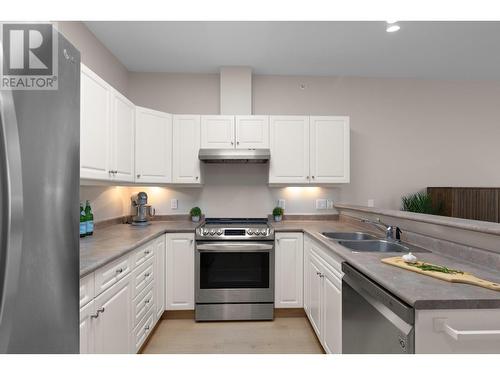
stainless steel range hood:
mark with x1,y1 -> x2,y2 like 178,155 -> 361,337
199,149 -> 270,163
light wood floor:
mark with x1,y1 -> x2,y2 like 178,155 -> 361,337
142,317 -> 324,354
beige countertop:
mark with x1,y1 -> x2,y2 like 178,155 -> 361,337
80,219 -> 500,310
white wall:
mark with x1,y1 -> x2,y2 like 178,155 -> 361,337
130,164 -> 339,218
128,72 -> 500,210
79,186 -> 131,221
55,21 -> 129,95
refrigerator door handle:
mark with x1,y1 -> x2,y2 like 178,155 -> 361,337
0,87 -> 24,353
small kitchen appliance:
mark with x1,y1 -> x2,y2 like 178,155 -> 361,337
131,192 -> 155,226
195,218 -> 275,321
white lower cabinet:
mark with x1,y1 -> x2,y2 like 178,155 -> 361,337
154,236 -> 166,322
415,309 -> 500,354
275,233 -> 303,308
93,275 -> 133,354
166,233 -> 195,310
80,234 -> 167,354
304,235 -> 343,354
79,300 -> 95,354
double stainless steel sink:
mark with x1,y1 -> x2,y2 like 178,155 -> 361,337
321,231 -> 425,253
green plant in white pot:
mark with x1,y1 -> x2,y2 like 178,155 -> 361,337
273,207 -> 284,222
190,206 -> 202,222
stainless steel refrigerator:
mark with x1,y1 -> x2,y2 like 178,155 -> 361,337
0,30 -> 80,353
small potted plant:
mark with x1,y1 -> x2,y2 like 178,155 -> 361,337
190,206 -> 202,222
273,206 -> 284,222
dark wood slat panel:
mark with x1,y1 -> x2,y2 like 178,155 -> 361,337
427,187 -> 500,223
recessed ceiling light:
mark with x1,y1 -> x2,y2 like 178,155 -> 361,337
386,21 -> 400,33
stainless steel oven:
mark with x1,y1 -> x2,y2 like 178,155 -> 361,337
195,218 -> 275,321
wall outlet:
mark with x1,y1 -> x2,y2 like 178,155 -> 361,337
278,199 -> 286,209
171,199 -> 178,209
367,199 -> 375,207
327,199 -> 334,209
315,199 -> 327,210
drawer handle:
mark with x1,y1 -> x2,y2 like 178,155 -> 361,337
91,307 -> 105,319
116,268 -> 124,274
145,325 -> 150,331
144,250 -> 151,255
145,299 -> 150,304
144,273 -> 151,278
434,318 -> 500,341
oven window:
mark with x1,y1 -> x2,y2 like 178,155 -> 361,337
200,252 -> 269,289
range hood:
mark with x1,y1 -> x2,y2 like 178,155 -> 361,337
199,149 -> 270,163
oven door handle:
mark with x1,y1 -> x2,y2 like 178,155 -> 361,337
196,243 -> 273,252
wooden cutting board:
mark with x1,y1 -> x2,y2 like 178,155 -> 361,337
381,256 -> 500,292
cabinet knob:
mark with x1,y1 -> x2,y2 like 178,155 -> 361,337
196,176 -> 199,180
144,272 -> 151,278
306,176 -> 310,180
145,325 -> 150,331
116,268 -> 123,274
236,141 -> 240,145
231,141 -> 234,145
137,174 -> 141,178
312,176 -> 315,179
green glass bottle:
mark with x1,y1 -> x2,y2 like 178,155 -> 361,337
85,200 -> 94,236
80,202 -> 87,238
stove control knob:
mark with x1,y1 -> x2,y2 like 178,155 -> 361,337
247,229 -> 253,235
209,229 -> 216,236
203,229 -> 209,235
217,229 -> 223,236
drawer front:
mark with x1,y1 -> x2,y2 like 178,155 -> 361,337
80,273 -> 95,307
132,282 -> 155,328
131,241 -> 155,269
132,257 -> 154,298
94,255 -> 132,296
132,309 -> 155,353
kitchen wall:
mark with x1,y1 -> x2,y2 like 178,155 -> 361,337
55,21 -> 129,95
69,22 -> 500,219
129,72 -> 500,210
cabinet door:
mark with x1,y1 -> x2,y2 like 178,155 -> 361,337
307,253 -> 322,338
80,64 -> 112,180
94,275 -> 132,354
201,115 -> 235,149
303,237 -> 311,315
235,116 -> 269,149
166,233 -> 195,310
79,300 -> 95,354
172,115 -> 202,184
269,116 -> 310,184
155,236 -> 166,322
275,233 -> 303,308
135,107 -> 172,183
322,266 -> 342,354
111,90 -> 135,182
310,116 -> 350,183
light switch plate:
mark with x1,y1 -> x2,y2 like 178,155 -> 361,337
316,199 -> 327,210
171,199 -> 178,209
278,199 -> 286,209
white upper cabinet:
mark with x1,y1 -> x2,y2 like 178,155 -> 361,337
111,91 -> 135,182
310,116 -> 350,183
269,115 -> 350,184
172,115 -> 202,184
269,116 -> 310,184
235,116 -> 269,149
80,64 -> 112,180
200,115 -> 235,149
135,107 -> 172,183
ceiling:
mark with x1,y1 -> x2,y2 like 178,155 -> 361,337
85,21 -> 500,80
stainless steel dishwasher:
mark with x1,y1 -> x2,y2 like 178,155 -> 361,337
342,263 -> 415,354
